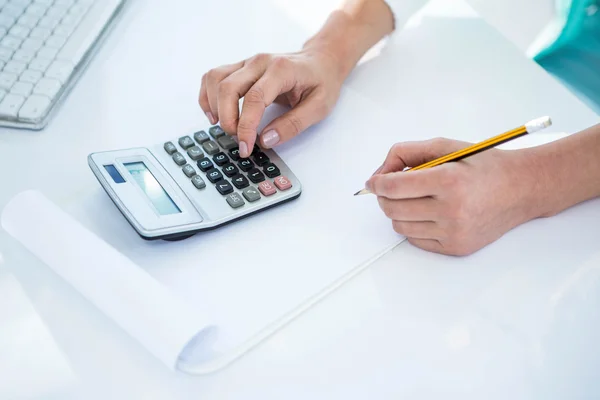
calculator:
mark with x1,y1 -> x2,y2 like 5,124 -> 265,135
88,126 -> 302,240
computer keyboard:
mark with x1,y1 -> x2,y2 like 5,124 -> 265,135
0,0 -> 124,129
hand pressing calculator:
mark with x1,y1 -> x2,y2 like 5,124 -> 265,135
88,126 -> 302,240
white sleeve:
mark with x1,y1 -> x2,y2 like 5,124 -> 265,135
383,0 -> 429,30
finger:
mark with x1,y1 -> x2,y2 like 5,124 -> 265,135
407,238 -> 446,254
391,220 -> 442,239
205,61 -> 244,123
199,74 -> 213,123
237,63 -> 296,157
217,63 -> 270,134
377,197 -> 438,221
367,168 -> 443,199
378,138 -> 467,175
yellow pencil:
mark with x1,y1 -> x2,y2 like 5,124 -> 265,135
354,116 -> 552,196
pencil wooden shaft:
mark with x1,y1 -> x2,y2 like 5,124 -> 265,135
412,126 -> 528,171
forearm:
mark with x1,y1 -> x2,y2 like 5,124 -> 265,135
528,124 -> 600,217
302,0 -> 395,80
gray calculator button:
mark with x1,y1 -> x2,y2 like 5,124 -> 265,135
191,175 -> 206,189
182,164 -> 196,177
164,142 -> 177,154
226,192 -> 245,208
209,125 -> 225,138
202,140 -> 219,155
194,130 -> 210,144
217,134 -> 237,150
172,152 -> 186,166
187,146 -> 203,160
178,136 -> 195,149
242,187 -> 261,202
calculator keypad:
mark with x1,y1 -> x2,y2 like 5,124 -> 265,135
164,125 -> 293,209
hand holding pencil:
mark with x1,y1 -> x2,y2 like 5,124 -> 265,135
362,117 -> 553,256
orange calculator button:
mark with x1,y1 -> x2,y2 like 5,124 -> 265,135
258,181 -> 277,196
273,176 -> 292,191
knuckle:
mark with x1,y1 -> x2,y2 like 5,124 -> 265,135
244,87 -> 265,105
220,117 -> 238,133
270,56 -> 292,70
250,53 -> 270,64
286,113 -> 303,136
218,79 -> 236,96
392,220 -> 407,235
237,119 -> 257,135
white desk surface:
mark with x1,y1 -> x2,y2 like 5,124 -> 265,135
1,0 -> 600,398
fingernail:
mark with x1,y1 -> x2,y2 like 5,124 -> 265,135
206,112 -> 215,124
261,130 -> 280,148
239,141 -> 249,158
365,179 -> 372,191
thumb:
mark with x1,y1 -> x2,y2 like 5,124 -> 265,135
377,138 -> 468,175
259,91 -> 331,149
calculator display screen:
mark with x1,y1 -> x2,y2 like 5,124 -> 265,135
124,162 -> 181,215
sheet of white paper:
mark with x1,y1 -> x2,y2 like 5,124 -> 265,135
1,190 -> 213,371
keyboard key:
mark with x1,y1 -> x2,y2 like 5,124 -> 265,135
258,181 -> 276,196
26,4 -> 48,17
17,94 -> 51,121
178,135 -> 194,149
212,152 -> 228,166
1,36 -> 22,51
201,140 -> 219,155
18,13 -> 40,28
196,157 -> 213,172
2,4 -> 24,18
9,24 -> 30,39
209,125 -> 224,138
163,141 -> 177,154
263,163 -> 281,178
33,78 -> 61,99
45,34 -> 67,49
193,130 -> 209,144
242,187 -> 261,202
3,60 -> 27,75
0,72 -> 17,90
44,60 -> 73,83
21,37 -> 44,51
247,168 -> 265,183
37,47 -> 59,60
0,14 -> 17,28
186,146 -> 203,160
12,49 -> 36,63
172,152 -> 186,166
19,69 -> 42,84
191,175 -> 206,189
206,168 -> 223,183
38,15 -> 60,30
274,176 -> 292,191
215,180 -> 233,195
10,81 -> 32,96
226,192 -> 244,208
231,174 -> 249,189
54,24 -> 75,38
29,26 -> 52,40
0,93 -> 25,118
182,164 -> 196,178
29,57 -> 52,72
46,5 -> 68,19
0,89 -> 6,103
217,134 -> 237,150
252,151 -> 269,166
221,162 -> 238,177
238,158 -> 254,172
229,147 -> 240,161
0,47 -> 14,63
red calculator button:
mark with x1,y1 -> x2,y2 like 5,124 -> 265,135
274,176 -> 292,191
258,181 -> 277,196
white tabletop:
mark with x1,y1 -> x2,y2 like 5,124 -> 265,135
1,0 -> 600,398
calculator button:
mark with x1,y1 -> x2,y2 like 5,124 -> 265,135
238,158 -> 254,172
182,164 -> 196,177
248,168 -> 266,183
197,157 -> 214,172
222,162 -> 239,177
242,187 -> 261,202
178,136 -> 195,149
217,134 -> 237,150
258,181 -> 277,196
191,175 -> 206,189
187,146 -> 204,160
194,130 -> 210,144
231,174 -> 249,189
253,151 -> 269,166
263,163 -> 280,178
209,125 -> 225,138
213,152 -> 229,166
172,152 -> 186,166
164,142 -> 177,155
229,147 -> 240,161
215,180 -> 234,195
206,168 -> 223,183
274,176 -> 292,191
202,140 -> 219,155
226,192 -> 245,208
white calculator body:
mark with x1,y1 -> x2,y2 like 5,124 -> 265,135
88,126 -> 302,240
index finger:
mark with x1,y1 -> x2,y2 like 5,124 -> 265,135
366,168 -> 442,199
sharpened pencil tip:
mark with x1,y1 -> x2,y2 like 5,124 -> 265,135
354,188 -> 371,196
